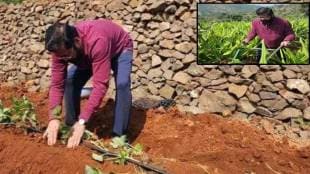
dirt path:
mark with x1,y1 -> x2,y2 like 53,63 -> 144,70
0,85 -> 309,174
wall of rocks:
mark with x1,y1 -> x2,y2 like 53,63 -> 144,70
0,0 -> 309,124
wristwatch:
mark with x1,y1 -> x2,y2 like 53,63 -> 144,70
78,119 -> 85,125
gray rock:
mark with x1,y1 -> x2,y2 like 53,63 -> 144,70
210,78 -> 227,86
158,49 -> 174,58
163,70 -> 174,80
151,55 -> 162,67
148,81 -> 159,95
228,76 -> 252,85
183,54 -> 195,64
228,84 -> 248,98
260,119 -> 274,134
259,98 -> 288,112
247,93 -> 261,103
172,60 -> 184,71
147,68 -> 163,79
21,67 -> 31,74
198,90 -> 237,115
205,69 -> 223,80
266,71 -> 283,82
159,85 -> 175,99
160,59 -> 172,70
186,63 -> 205,76
259,91 -> 278,100
291,99 -> 308,110
159,39 -> 174,49
241,65 -> 259,78
238,98 -> 256,114
219,65 -> 237,75
287,79 -> 310,94
254,107 -> 273,117
279,89 -> 304,103
138,44 -> 148,54
159,22 -> 170,31
173,72 -> 191,84
37,59 -> 50,68
172,51 -> 185,60
29,43 -> 45,54
190,89 -> 199,98
283,69 -> 297,79
141,13 -> 152,21
274,108 -> 302,120
283,65 -> 301,73
303,107 -> 310,120
260,65 -> 280,71
176,95 -> 191,105
175,42 -> 193,54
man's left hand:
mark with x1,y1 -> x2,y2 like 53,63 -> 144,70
280,41 -> 290,47
67,122 -> 85,148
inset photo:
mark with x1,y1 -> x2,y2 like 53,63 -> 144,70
198,3 -> 309,64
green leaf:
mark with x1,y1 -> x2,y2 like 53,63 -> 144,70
259,40 -> 268,64
83,130 -> 98,141
115,150 -> 129,165
91,153 -> 104,162
132,143 -> 143,156
110,135 -> 127,149
85,165 -> 103,174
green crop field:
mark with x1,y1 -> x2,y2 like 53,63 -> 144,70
198,18 -> 309,64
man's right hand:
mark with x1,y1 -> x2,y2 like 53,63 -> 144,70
43,119 -> 60,146
243,38 -> 249,45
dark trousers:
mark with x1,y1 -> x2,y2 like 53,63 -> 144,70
64,49 -> 133,136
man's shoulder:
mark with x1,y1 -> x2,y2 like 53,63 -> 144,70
75,19 -> 111,27
274,17 -> 290,25
252,19 -> 261,26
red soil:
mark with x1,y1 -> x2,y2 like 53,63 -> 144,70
0,85 -> 309,174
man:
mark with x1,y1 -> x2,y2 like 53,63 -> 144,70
243,7 -> 295,62
43,19 -> 133,148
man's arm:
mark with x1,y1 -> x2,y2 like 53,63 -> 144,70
48,55 -> 68,120
245,21 -> 257,42
79,38 -> 112,122
283,21 -> 295,42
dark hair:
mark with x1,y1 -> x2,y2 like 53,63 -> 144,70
45,21 -> 78,52
256,7 -> 274,17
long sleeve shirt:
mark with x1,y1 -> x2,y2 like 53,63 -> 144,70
246,17 -> 295,48
48,19 -> 133,121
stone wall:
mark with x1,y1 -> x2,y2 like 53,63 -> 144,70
0,0 -> 309,123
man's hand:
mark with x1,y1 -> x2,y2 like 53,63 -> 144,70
242,38 -> 250,45
67,122 -> 85,148
280,41 -> 290,47
43,119 -> 60,146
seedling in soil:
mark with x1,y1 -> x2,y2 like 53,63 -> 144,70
85,165 -> 104,174
0,97 -> 40,132
11,96 -> 38,128
0,101 -> 12,123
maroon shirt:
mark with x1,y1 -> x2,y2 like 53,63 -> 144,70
246,17 -> 295,48
48,19 -> 133,121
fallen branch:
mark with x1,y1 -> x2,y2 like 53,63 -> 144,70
83,141 -> 168,174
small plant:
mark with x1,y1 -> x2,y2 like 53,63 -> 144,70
90,135 -> 144,165
11,96 -> 38,128
0,97 -> 39,131
0,101 -> 12,123
85,165 -> 104,174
